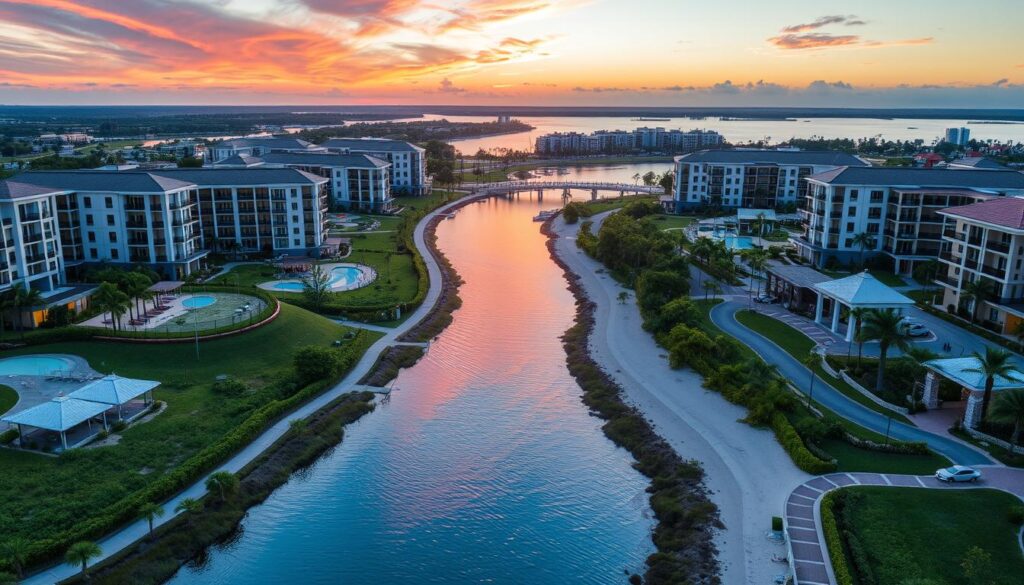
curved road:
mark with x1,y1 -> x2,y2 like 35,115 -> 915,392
23,191 -> 489,585
711,300 -> 993,466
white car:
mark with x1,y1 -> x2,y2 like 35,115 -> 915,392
754,294 -> 776,304
935,465 -> 981,482
899,318 -> 929,338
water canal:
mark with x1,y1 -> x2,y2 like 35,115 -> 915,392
170,180 -> 658,583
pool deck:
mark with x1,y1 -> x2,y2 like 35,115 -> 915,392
257,262 -> 377,293
0,353 -> 98,427
79,292 -> 264,333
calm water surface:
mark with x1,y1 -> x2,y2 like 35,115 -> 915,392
169,191 -> 655,584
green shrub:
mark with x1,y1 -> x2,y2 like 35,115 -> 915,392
770,412 -> 838,474
821,492 -> 855,585
1008,506 -> 1024,526
293,346 -> 341,386
771,516 -> 783,531
212,379 -> 247,397
0,428 -> 18,444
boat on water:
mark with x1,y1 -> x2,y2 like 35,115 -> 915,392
533,210 -> 560,221
631,117 -> 670,121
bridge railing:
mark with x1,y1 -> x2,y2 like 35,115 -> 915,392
478,180 -> 663,193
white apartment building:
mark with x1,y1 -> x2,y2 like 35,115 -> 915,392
535,128 -> 723,155
321,138 -> 428,196
672,149 -> 867,211
211,152 -> 392,213
208,137 -> 324,162
796,167 -> 1024,273
936,197 -> 1024,335
0,169 -> 328,298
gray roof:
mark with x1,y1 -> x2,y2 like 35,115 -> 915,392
69,374 -> 159,406
0,168 -> 326,198
675,149 -> 867,167
807,167 -> 1024,190
211,136 -> 314,150
2,395 -> 109,432
948,157 -> 1009,170
812,271 -> 915,308
0,171 -> 194,199
765,261 -> 833,289
213,154 -> 263,167
256,152 -> 389,169
321,138 -> 424,153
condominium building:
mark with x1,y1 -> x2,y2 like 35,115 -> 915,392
208,137 -> 324,162
936,197 -> 1024,334
0,168 -> 328,299
795,167 -> 1024,273
945,127 -> 971,146
672,149 -> 867,211
320,138 -> 428,196
534,128 -> 723,155
211,152 -> 392,212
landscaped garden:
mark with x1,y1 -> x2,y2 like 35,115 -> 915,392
0,384 -> 16,416
0,304 -> 380,571
825,487 -> 1024,585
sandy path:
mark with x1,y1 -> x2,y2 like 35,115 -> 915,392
550,212 -> 809,585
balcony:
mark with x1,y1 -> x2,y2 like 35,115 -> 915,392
943,228 -> 965,241
986,240 -> 1010,254
938,251 -> 960,263
981,264 -> 1007,279
935,274 -> 960,288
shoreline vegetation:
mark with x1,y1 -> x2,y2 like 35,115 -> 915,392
541,216 -> 722,585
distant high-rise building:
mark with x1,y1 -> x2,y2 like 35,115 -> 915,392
945,127 -> 971,146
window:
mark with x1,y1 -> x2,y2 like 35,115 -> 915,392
106,214 -> 115,226
294,238 -> 300,246
109,232 -> 117,243
849,190 -> 859,201
85,215 -> 94,226
87,232 -> 96,242
105,197 -> 113,208
846,222 -> 855,232
111,249 -> 119,259
847,206 -> 856,216
845,238 -> 853,248
293,227 -> 299,234
291,202 -> 298,210
989,307 -> 999,321
89,248 -> 98,259
83,196 -> 92,208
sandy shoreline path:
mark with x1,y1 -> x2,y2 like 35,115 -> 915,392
549,210 -> 810,585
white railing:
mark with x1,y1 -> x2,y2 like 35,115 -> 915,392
480,180 -> 665,194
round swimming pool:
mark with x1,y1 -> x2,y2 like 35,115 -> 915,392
0,355 -> 73,376
182,295 -> 218,309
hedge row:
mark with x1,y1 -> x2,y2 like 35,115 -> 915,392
770,412 -> 839,474
820,491 -> 855,585
19,330 -> 372,570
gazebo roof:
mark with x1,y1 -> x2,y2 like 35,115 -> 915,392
148,281 -> 184,293
69,374 -> 159,406
812,271 -> 915,308
737,208 -> 777,221
924,356 -> 1024,392
1,396 -> 108,432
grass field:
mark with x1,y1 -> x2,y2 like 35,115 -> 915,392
0,384 -> 16,416
646,214 -> 697,231
0,305 -> 380,547
830,487 -> 1024,585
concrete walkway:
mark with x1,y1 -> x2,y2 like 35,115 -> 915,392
786,470 -> 1024,585
711,300 -> 994,466
22,191 -> 489,585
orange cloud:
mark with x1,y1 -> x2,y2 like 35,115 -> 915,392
768,33 -> 860,50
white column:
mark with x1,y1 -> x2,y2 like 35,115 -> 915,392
922,372 -> 940,409
845,313 -> 857,342
831,300 -> 842,333
815,294 -> 825,324
963,391 -> 984,429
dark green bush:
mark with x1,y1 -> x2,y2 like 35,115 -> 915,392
1008,506 -> 1024,526
0,428 -> 17,444
212,379 -> 247,397
771,413 -> 838,474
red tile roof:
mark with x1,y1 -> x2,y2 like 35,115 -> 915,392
940,197 -> 1024,230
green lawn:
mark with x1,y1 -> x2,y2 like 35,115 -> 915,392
646,214 -> 697,231
0,305 -> 381,547
829,487 -> 1024,585
906,288 -> 941,305
0,384 -> 16,416
735,310 -> 912,424
817,437 -> 947,474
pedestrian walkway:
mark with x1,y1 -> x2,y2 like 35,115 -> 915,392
755,305 -> 840,348
786,469 -> 1024,585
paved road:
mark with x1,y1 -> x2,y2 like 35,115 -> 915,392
22,191 -> 488,585
786,470 -> 1024,585
710,300 -> 993,466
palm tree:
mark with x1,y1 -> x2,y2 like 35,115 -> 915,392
65,541 -> 102,579
12,283 -> 42,338
964,347 -> 1018,425
861,308 -> 913,393
0,537 -> 29,578
139,502 -> 164,540
703,280 -> 722,301
124,272 -> 153,320
960,279 -> 995,324
990,388 -> 1024,448
801,351 -> 819,407
205,471 -> 239,503
850,232 -> 875,267
0,570 -> 18,585
0,291 -> 15,341
175,497 -> 203,526
744,250 -> 769,296
92,282 -> 131,330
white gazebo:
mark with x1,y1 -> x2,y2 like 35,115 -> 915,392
69,374 -> 159,421
1,395 -> 109,450
922,357 -> 1024,428
811,271 -> 915,342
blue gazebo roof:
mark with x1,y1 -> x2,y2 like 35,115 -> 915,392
69,374 -> 159,406
1,396 -> 108,432
924,356 -> 1024,392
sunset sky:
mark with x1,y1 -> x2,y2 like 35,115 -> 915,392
1,0 -> 1022,107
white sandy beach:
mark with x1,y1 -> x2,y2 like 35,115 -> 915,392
550,211 -> 810,585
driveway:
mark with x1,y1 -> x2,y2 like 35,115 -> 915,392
710,300 -> 993,466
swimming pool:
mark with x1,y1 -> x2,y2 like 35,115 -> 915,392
182,295 -> 217,309
0,355 -> 73,376
261,265 -> 374,293
722,236 -> 755,250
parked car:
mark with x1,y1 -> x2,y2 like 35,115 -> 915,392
899,318 -> 929,337
935,465 -> 981,482
754,294 -> 776,304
